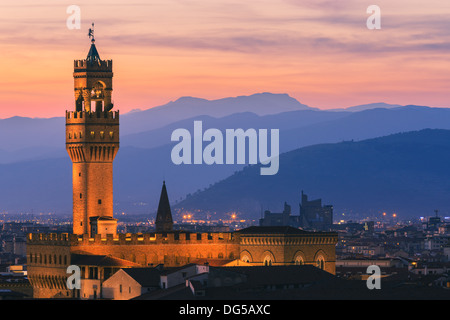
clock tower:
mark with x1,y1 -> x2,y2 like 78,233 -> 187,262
66,25 -> 119,236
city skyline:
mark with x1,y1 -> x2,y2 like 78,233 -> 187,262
1,0 -> 450,119
1,2 -> 450,302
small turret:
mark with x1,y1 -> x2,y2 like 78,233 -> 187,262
73,23 -> 113,113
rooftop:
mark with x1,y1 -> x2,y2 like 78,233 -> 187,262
71,253 -> 141,267
236,226 -> 308,235
121,268 -> 161,287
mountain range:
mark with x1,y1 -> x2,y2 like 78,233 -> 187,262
0,93 -> 449,219
175,129 -> 450,219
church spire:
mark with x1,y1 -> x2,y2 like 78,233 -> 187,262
155,181 -> 174,232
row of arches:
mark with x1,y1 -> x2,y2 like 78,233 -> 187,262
28,253 -> 68,266
28,274 -> 68,290
240,249 -> 328,270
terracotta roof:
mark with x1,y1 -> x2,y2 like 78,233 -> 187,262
89,216 -> 117,221
71,254 -> 141,267
122,268 -> 161,287
217,265 -> 336,286
190,259 -> 234,266
236,226 -> 308,235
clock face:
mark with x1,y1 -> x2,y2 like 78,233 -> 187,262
91,81 -> 105,99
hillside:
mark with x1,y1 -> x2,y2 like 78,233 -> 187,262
174,129 -> 450,219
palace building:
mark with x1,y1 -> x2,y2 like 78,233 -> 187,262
26,31 -> 338,299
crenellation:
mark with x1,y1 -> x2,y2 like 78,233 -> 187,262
66,110 -> 119,123
74,59 -> 112,72
28,232 -> 240,247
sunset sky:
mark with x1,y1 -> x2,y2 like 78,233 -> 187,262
0,0 -> 449,119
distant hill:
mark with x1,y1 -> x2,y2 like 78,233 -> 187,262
121,105 -> 450,154
328,102 -> 403,112
2,93 -> 450,218
0,93 -> 315,163
174,129 -> 450,219
120,92 -> 314,135
0,93 -> 444,163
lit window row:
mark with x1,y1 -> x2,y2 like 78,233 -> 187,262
68,131 -> 114,139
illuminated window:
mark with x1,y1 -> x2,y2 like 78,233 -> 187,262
295,256 -> 304,265
264,257 -> 272,266
100,131 -> 104,139
90,131 -> 95,138
316,256 -> 325,270
109,131 -> 114,139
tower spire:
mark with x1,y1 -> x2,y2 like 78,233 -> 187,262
87,23 -> 100,62
155,181 -> 174,232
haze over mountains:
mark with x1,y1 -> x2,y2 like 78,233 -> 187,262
0,93 -> 449,219
176,129 -> 450,219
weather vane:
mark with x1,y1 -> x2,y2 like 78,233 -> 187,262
88,23 -> 95,43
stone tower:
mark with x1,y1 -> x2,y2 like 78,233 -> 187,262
155,181 -> 174,232
66,29 -> 119,236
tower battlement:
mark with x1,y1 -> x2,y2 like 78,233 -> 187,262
74,59 -> 112,72
27,232 -> 239,246
27,233 -> 73,245
66,110 -> 119,122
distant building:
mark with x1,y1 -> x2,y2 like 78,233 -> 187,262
259,202 -> 300,227
299,191 -> 333,231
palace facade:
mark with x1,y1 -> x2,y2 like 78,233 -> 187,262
26,32 -> 338,299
